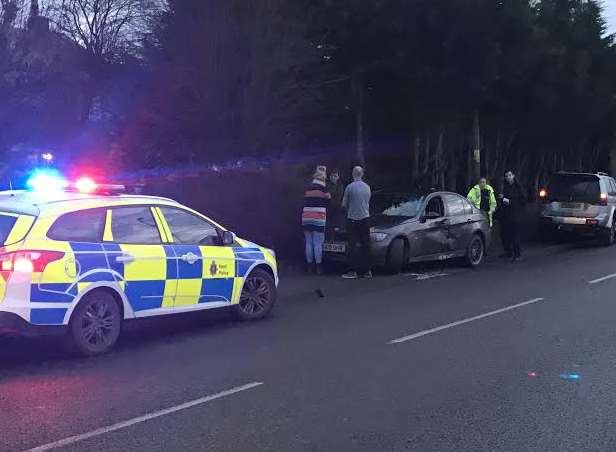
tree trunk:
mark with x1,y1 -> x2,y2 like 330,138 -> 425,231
435,125 -> 444,189
422,132 -> 431,179
411,135 -> 420,182
472,110 -> 481,182
351,70 -> 366,167
610,146 -> 616,178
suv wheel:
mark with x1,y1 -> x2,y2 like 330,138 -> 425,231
603,219 -> 616,247
67,290 -> 122,356
235,268 -> 277,320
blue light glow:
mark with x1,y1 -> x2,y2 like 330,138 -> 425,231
560,373 -> 581,381
26,169 -> 68,192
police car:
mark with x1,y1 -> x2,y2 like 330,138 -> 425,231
0,173 -> 278,356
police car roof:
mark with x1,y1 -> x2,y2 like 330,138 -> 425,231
0,190 -> 178,216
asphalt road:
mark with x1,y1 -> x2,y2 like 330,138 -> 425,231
3,239 -> 616,451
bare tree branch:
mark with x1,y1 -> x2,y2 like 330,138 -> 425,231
44,0 -> 165,62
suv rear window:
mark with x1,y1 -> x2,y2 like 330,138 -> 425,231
47,208 -> 106,242
547,174 -> 600,203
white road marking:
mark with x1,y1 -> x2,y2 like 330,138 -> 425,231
388,298 -> 545,344
588,273 -> 616,284
24,381 -> 264,452
402,272 -> 449,280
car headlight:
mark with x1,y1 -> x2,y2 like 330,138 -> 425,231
370,232 -> 388,242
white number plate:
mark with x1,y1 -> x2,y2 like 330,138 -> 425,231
323,242 -> 346,253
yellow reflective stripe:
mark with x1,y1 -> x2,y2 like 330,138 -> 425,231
120,244 -> 167,280
153,207 -> 173,243
5,215 -> 35,245
103,209 -> 113,241
260,246 -> 278,274
231,277 -> 243,304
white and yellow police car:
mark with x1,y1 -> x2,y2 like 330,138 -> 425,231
0,175 -> 278,356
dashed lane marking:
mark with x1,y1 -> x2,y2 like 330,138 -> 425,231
588,273 -> 616,285
25,381 -> 264,452
388,298 -> 546,344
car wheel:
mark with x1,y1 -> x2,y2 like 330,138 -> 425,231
67,290 -> 122,357
602,218 -> 616,246
465,234 -> 484,268
385,238 -> 406,274
235,268 -> 277,320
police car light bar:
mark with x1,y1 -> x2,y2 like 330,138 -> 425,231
70,180 -> 144,195
68,177 -> 126,195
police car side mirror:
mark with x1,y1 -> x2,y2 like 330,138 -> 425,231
221,230 -> 235,246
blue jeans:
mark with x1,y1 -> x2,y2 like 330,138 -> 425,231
304,230 -> 325,264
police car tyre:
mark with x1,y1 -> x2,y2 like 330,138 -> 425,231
235,268 -> 277,320
465,234 -> 484,268
67,290 -> 122,356
385,238 -> 405,274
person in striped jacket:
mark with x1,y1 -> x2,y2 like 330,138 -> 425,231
302,166 -> 331,274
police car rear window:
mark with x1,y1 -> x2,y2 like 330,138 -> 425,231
0,214 -> 18,245
47,208 -> 106,242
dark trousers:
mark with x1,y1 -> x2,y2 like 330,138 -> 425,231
347,218 -> 371,274
500,219 -> 521,258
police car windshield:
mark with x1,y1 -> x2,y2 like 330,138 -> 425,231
373,193 -> 425,219
0,214 -> 17,245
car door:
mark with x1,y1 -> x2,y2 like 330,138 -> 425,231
443,194 -> 474,252
106,205 -> 176,315
157,206 -> 236,309
415,195 -> 448,257
607,178 -> 616,212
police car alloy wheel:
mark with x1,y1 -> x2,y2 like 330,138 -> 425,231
68,291 -> 122,356
236,268 -> 277,320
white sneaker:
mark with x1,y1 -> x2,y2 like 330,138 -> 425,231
342,271 -> 358,279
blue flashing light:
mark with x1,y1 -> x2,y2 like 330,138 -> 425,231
560,373 -> 581,381
26,169 -> 68,192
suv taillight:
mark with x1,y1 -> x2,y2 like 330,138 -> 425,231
599,193 -> 608,206
0,251 -> 65,273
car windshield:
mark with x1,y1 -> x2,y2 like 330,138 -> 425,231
373,193 -> 425,219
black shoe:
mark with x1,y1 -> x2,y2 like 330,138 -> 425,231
316,264 -> 324,275
307,264 -> 315,274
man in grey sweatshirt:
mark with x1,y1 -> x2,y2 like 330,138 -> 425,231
341,166 -> 372,279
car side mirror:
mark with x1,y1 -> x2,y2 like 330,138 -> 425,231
221,230 -> 235,246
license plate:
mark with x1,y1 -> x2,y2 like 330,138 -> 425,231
561,202 -> 582,209
323,242 -> 346,253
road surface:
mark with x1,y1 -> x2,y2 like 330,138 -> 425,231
2,240 -> 616,451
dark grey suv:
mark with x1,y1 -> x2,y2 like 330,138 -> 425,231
323,191 -> 492,273
540,172 -> 616,245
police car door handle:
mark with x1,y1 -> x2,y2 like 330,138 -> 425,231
181,252 -> 199,264
116,254 -> 135,263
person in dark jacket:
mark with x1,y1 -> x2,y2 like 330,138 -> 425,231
327,169 -> 345,229
301,166 -> 331,274
498,170 -> 527,262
